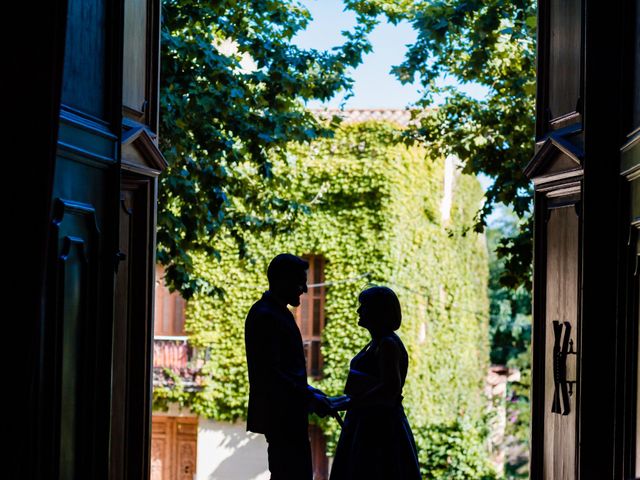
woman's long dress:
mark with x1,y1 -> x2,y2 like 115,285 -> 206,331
329,333 -> 421,480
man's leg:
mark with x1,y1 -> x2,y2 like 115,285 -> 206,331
265,431 -> 312,480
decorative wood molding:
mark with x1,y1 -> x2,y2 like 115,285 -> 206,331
525,131 -> 584,187
121,123 -> 168,176
549,111 -> 582,131
123,104 -> 145,123
541,182 -> 582,199
621,129 -> 640,180
58,106 -> 118,164
60,104 -> 113,128
524,133 -> 583,204
52,197 -> 101,235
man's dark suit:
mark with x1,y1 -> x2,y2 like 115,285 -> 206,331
245,290 -> 313,479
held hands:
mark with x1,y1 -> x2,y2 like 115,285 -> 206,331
327,395 -> 352,412
306,387 -> 352,418
307,386 -> 332,418
327,395 -> 351,428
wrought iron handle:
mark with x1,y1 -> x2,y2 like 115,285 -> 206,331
551,320 -> 577,415
114,250 -> 127,273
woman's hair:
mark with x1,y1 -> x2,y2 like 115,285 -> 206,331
358,286 -> 402,331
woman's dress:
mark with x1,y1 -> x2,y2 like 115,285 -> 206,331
329,333 -> 421,480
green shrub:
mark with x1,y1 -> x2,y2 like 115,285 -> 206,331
416,418 -> 497,479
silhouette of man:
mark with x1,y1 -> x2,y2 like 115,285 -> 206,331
245,253 -> 331,480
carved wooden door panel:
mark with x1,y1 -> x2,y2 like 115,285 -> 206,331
111,178 -> 156,480
175,420 -> 198,480
151,416 -> 198,480
543,204 -> 580,480
48,197 -> 106,479
151,417 -> 172,480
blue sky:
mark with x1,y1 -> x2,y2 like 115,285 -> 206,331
293,0 -> 496,198
293,0 -> 489,109
293,0 -> 421,108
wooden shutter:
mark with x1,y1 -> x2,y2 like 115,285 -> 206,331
295,255 -> 326,378
155,264 -> 187,336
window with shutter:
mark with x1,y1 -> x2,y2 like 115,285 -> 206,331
154,264 -> 187,337
294,255 -> 326,378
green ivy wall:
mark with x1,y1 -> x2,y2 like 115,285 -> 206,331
154,120 -> 495,477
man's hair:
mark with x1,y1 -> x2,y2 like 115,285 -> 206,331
267,254 -> 309,287
358,286 -> 402,331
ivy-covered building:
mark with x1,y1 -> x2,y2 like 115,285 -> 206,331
151,109 -> 494,480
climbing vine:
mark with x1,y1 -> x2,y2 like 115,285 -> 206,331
154,120 -> 494,477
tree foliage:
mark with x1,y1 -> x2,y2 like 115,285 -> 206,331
487,209 -> 532,477
158,0 -> 378,298
487,210 -> 531,366
158,0 -> 536,296
381,0 -> 537,289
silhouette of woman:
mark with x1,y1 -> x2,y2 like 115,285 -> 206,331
329,286 -> 421,480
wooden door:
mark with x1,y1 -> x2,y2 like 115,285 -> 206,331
634,227 -> 640,476
26,0 -> 161,473
525,144 -> 583,479
43,0 -> 124,473
620,138 -> 640,480
618,1 -> 640,475
151,417 -> 198,480
529,0 -> 638,476
542,203 -> 580,480
111,177 -> 156,480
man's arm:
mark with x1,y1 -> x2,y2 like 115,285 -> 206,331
245,307 -> 310,399
246,307 -> 331,416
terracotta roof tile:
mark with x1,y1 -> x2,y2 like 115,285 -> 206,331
311,108 -> 425,127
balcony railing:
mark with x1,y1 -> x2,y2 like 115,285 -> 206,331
152,337 -> 207,391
